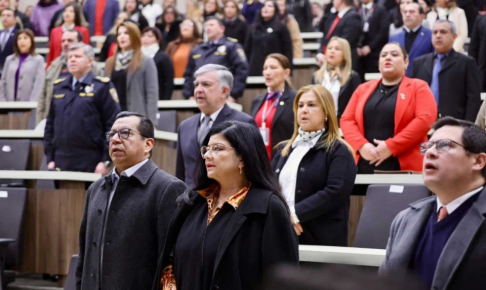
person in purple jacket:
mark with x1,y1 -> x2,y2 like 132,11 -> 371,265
30,0 -> 63,36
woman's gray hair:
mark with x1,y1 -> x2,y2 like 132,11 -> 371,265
68,43 -> 95,59
194,64 -> 234,91
434,19 -> 457,35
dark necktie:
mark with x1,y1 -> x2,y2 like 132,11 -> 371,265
198,116 -> 212,145
74,81 -> 82,94
431,54 -> 445,105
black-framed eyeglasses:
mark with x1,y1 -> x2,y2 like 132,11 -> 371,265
420,139 -> 467,155
106,128 -> 147,142
200,143 -> 235,158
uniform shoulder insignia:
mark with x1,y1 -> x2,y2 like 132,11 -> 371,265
227,37 -> 238,43
53,78 -> 65,85
96,76 -> 111,83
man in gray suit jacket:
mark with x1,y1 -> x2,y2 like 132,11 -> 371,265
76,112 -> 187,290
380,117 -> 486,290
176,64 -> 257,188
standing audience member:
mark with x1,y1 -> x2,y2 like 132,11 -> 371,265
390,2 -> 434,75
105,21 -> 159,125
155,5 -> 181,50
202,0 -> 222,21
357,0 -> 390,79
186,0 -> 203,27
311,2 -> 323,31
48,0 -> 89,36
380,117 -> 486,290
44,44 -> 121,174
84,0 -> 119,36
223,0 -> 248,45
285,0 -> 314,32
389,0 -> 407,36
141,27 -> 174,100
24,6 -> 34,19
47,3 -> 90,68
183,17 -> 248,101
251,53 -> 296,159
0,29 -> 44,102
124,0 -> 149,31
77,111 -> 187,290
99,12 -> 129,62
140,0 -> 163,27
246,0 -> 293,76
166,18 -> 203,78
0,0 -> 9,30
426,0 -> 468,53
469,15 -> 486,91
13,0 -> 31,30
412,20 -> 480,122
341,42 -> 437,173
176,64 -> 256,188
273,85 -> 357,245
317,0 -> 362,70
30,0 -> 63,36
242,0 -> 263,25
312,37 -> 360,121
277,0 -> 304,59
0,8 -> 17,78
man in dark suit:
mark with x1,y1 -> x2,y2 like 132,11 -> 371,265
380,117 -> 486,290
469,14 -> 486,91
412,20 -> 481,122
76,112 -> 187,290
317,0 -> 362,70
389,2 -> 433,76
357,0 -> 389,79
0,8 -> 17,78
176,64 -> 257,188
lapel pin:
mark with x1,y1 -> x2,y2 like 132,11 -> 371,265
400,93 -> 405,100
279,101 -> 284,105
420,32 -> 424,36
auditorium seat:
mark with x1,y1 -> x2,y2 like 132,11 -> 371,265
354,184 -> 431,249
0,187 -> 28,287
64,255 -> 79,290
0,140 -> 31,187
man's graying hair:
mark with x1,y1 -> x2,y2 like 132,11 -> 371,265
194,64 -> 234,91
434,19 -> 457,35
68,43 -> 95,59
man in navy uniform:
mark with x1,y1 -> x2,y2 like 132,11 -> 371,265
44,43 -> 121,175
183,16 -> 248,102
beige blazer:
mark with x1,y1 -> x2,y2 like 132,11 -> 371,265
0,54 -> 45,102
427,7 -> 468,53
286,16 -> 303,59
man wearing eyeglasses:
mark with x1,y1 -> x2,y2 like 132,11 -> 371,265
76,111 -> 187,290
380,116 -> 486,290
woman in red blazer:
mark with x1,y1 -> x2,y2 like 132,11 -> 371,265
341,42 -> 437,173
47,3 -> 90,68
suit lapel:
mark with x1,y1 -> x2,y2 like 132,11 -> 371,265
251,95 -> 265,117
212,104 -> 231,127
409,27 -> 426,57
192,113 -> 203,146
439,50 -> 458,74
394,77 -> 413,130
272,89 -> 292,126
423,54 -> 434,80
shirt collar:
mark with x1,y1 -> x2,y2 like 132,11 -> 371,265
199,183 -> 250,210
404,25 -> 421,33
200,105 -> 225,123
434,49 -> 452,58
111,159 -> 149,183
291,131 -> 323,148
436,186 -> 483,214
362,2 -> 373,10
338,7 -> 352,18
2,26 -> 14,33
72,73 -> 89,87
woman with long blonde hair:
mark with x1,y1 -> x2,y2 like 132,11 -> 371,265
312,37 -> 360,121
272,84 -> 357,246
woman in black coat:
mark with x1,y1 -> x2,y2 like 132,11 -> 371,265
155,6 -> 181,50
272,85 -> 357,246
153,121 -> 298,290
125,0 -> 149,31
245,0 -> 293,76
223,0 -> 249,45
141,27 -> 174,100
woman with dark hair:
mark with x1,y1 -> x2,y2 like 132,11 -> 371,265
153,121 -> 298,290
166,18 -> 203,78
0,29 -> 45,101
46,3 -> 90,67
245,0 -> 293,76
251,53 -> 296,160
242,0 -> 263,25
223,0 -> 249,45
155,5 -> 182,50
124,0 -> 150,31
140,0 -> 163,27
99,12 -> 130,62
30,0 -> 63,36
142,27 -> 174,100
276,0 -> 303,58
203,0 -> 222,20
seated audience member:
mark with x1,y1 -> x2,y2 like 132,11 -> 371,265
390,2 -> 434,75
341,42 -> 437,173
251,53 -> 296,160
242,0 -> 263,25
166,18 -> 203,78
13,0 -> 31,30
99,12 -> 129,62
277,0 -> 303,59
469,15 -> 486,91
176,64 -> 256,188
84,0 -> 119,36
357,0 -> 389,79
48,0 -> 88,35
141,27 -> 174,100
124,0 -> 149,32
140,0 -> 163,27
223,0 -> 248,45
286,0 -> 313,32
312,37 -> 360,121
30,0 -> 63,36
311,2 -> 323,32
157,121 -> 299,290
47,3 -> 90,68
246,0 -> 293,76
273,84 -> 357,246
380,117 -> 486,290
155,5 -> 181,50
0,29 -> 44,102
106,21 -> 159,125
44,44 -> 121,174
427,0 -> 468,53
183,17 -> 248,101
412,20 -> 480,122
0,8 -> 18,78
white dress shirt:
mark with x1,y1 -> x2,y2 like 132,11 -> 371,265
321,71 -> 340,114
436,186 -> 483,214
199,105 -> 225,127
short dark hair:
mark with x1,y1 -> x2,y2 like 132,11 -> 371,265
115,111 -> 155,156
14,29 -> 36,56
64,28 -> 83,42
205,16 -> 224,27
142,26 -> 164,47
432,117 -> 486,177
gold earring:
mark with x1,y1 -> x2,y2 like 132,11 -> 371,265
239,166 -> 243,175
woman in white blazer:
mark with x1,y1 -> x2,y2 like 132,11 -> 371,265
0,29 -> 45,101
427,0 -> 468,53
